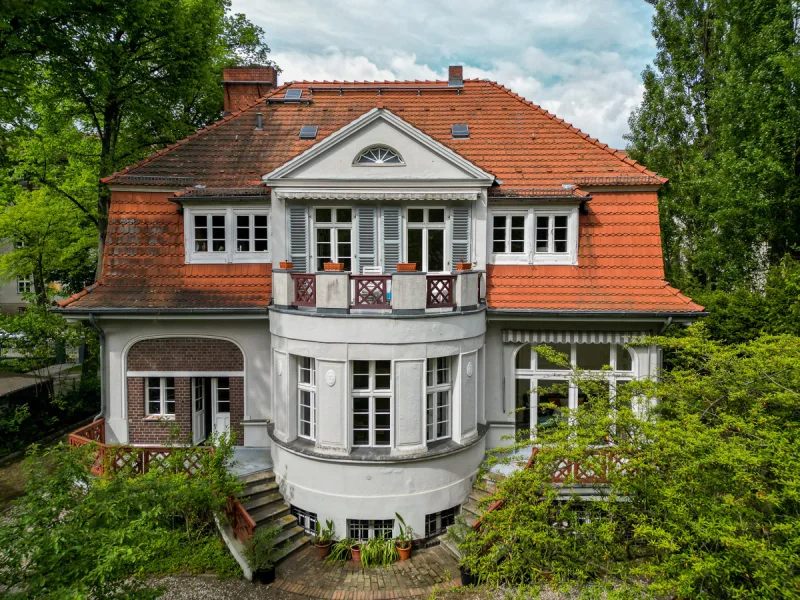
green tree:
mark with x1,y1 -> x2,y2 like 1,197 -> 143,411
1,0 -> 276,278
460,329 -> 800,598
626,0 -> 800,291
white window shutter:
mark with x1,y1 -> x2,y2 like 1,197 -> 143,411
451,206 -> 471,265
356,207 -> 377,273
288,206 -> 308,272
381,207 -> 402,273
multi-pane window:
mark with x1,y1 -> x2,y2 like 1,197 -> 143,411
426,357 -> 451,442
352,360 -> 391,447
17,277 -> 32,295
290,505 -> 318,535
355,146 -> 403,164
215,377 -> 230,413
146,377 -> 175,416
298,357 -> 316,441
194,213 -> 226,252
315,208 -> 353,271
348,519 -> 394,540
535,214 -> 569,254
235,213 -> 269,253
425,506 -> 460,537
407,208 -> 446,272
193,379 -> 204,413
492,214 -> 526,254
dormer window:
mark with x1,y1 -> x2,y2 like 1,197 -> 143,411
354,146 -> 403,165
489,207 -> 578,266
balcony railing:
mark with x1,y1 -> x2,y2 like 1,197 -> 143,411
277,268 -> 483,313
352,275 -> 391,308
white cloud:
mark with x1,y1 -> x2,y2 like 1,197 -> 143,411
233,0 -> 656,148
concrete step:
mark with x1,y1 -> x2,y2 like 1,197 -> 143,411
249,501 -> 290,525
239,470 -> 276,486
271,524 -> 306,548
273,535 -> 311,563
469,488 -> 492,502
461,499 -> 482,519
239,482 -> 281,510
243,491 -> 284,512
439,532 -> 462,560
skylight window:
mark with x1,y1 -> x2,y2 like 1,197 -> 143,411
299,125 -> 318,140
284,89 -> 302,99
354,146 -> 403,165
451,124 -> 469,139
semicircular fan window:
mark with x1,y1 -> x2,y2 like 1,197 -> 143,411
355,146 -> 404,165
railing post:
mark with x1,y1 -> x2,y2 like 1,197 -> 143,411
317,271 -> 350,311
391,272 -> 427,313
272,269 -> 294,307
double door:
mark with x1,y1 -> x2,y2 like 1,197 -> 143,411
191,377 -> 231,445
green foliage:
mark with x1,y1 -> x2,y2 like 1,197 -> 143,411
359,536 -> 398,568
315,518 -> 335,545
325,538 -> 356,564
461,328 -> 800,598
245,525 -> 282,571
626,0 -> 800,291
0,434 -> 243,598
394,512 -> 414,547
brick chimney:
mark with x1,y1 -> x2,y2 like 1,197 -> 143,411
448,65 -> 463,87
222,66 -> 277,113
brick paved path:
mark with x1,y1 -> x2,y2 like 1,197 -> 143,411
272,544 -> 462,599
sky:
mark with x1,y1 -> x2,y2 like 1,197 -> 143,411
230,0 -> 657,149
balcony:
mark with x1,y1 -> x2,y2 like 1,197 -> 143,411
272,268 -> 483,315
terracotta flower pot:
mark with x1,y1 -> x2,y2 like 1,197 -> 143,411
456,262 -> 473,271
324,262 -> 345,272
279,261 -> 293,270
314,541 -> 331,559
396,542 -> 412,561
396,262 -> 417,272
350,544 -> 362,562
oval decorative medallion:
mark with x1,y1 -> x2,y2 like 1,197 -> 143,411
326,370 -> 336,387
466,361 -> 474,377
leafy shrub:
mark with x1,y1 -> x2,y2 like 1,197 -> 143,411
360,536 -> 398,568
245,525 -> 282,571
0,434 -> 243,598
461,329 -> 800,598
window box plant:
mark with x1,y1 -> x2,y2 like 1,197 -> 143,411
323,262 -> 345,271
245,525 -> 281,585
394,513 -> 413,561
279,261 -> 294,270
314,519 -> 335,559
396,262 -> 417,272
455,262 -> 473,271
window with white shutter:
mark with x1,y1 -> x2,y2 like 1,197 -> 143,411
381,207 -> 402,273
356,207 -> 378,273
288,206 -> 309,272
450,206 -> 471,265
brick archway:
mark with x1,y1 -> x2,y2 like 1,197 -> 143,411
126,337 -> 245,446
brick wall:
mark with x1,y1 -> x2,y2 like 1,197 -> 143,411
126,338 -> 245,446
223,66 -> 277,113
128,337 -> 243,371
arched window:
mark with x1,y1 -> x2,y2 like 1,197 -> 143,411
354,146 -> 404,165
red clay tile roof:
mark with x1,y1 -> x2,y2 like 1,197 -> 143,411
60,78 -> 700,313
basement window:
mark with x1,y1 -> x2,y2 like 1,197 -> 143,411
290,505 -> 317,535
348,519 -> 394,541
425,505 -> 460,537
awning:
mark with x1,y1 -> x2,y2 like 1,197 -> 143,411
502,330 -> 649,344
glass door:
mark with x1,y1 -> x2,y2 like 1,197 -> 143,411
407,208 -> 446,272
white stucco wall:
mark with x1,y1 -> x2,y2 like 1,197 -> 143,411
99,317 -> 271,446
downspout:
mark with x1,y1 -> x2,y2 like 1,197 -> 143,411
88,314 -> 105,422
658,316 -> 673,335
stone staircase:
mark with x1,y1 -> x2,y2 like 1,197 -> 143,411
440,470 -> 504,559
239,470 -> 311,562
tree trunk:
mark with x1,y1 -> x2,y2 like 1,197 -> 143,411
95,101 -> 119,280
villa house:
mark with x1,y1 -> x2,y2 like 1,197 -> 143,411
58,65 -> 704,543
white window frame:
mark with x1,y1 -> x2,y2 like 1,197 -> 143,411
234,210 -> 270,256
290,505 -> 318,535
405,206 -> 449,273
184,205 -> 271,265
351,360 -> 392,448
297,356 -> 316,441
17,276 -> 32,295
353,145 -> 405,166
145,376 -> 176,418
514,343 -> 636,439
348,518 -> 394,540
426,357 -> 452,442
311,206 -> 354,272
489,206 -> 578,266
489,210 -> 529,264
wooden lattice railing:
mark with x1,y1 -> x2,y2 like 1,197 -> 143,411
292,274 -> 316,307
426,275 -> 456,308
473,448 -> 628,530
352,274 -> 391,308
68,419 -> 256,543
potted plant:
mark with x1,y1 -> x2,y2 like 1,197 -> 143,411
360,536 -> 398,567
245,525 -> 281,585
394,513 -> 413,561
314,519 -> 335,558
323,262 -> 345,271
459,563 -> 478,586
456,262 -> 473,271
325,538 -> 354,564
396,262 -> 417,272
279,261 -> 294,269
350,541 -> 362,563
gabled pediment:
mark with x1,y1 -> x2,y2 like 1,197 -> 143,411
263,108 -> 494,185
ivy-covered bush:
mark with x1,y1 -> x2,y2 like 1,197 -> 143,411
0,434 -> 243,599
460,328 -> 800,599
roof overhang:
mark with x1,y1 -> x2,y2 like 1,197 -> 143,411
487,309 -> 707,325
